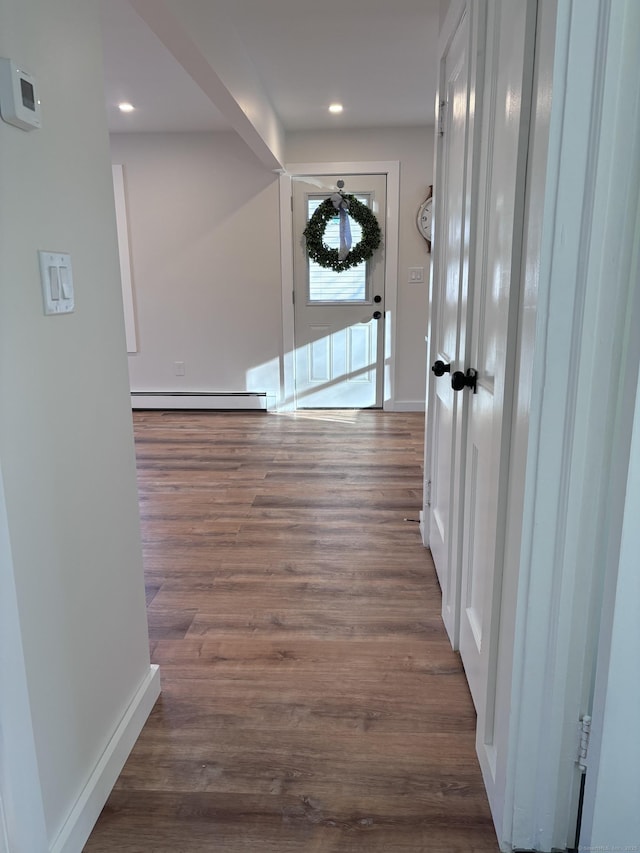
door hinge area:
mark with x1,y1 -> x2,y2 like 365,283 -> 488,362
426,478 -> 432,508
290,195 -> 293,211
438,99 -> 447,136
577,715 -> 592,772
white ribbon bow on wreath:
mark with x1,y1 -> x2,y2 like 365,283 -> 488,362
329,192 -> 352,261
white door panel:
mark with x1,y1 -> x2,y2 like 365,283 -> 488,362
292,174 -> 386,408
460,390 -> 496,712
427,7 -> 472,644
458,0 -> 535,738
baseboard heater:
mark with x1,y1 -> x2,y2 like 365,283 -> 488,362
131,392 -> 272,411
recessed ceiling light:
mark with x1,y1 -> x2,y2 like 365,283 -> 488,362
118,102 -> 135,113
328,103 -> 343,114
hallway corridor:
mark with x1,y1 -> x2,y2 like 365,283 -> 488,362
85,410 -> 498,852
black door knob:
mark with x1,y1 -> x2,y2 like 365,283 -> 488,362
373,310 -> 382,320
431,360 -> 451,377
374,295 -> 382,303
451,368 -> 478,393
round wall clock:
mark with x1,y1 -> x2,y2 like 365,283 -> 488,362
417,185 -> 433,252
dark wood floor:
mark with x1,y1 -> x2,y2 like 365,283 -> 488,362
84,410 -> 498,852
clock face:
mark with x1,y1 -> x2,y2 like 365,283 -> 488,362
417,197 -> 433,242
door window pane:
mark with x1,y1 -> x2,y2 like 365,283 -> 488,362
307,195 -> 369,303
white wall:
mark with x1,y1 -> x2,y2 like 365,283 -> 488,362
439,0 -> 453,29
0,464 -> 48,852
0,0 -> 153,847
286,127 -> 433,407
111,127 -> 431,409
581,362 -> 640,848
109,132 -> 283,398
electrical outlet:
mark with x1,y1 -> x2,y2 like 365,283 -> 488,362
174,361 -> 185,376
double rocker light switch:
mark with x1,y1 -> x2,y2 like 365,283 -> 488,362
39,251 -> 74,315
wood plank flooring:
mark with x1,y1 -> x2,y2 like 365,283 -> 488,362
84,410 -> 498,852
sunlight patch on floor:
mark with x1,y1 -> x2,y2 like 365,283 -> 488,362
275,409 -> 362,424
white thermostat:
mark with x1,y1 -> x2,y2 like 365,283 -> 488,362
0,58 -> 41,131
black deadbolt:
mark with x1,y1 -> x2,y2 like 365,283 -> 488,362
373,310 -> 382,320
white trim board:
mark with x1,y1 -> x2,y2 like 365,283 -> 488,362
50,665 -> 160,853
279,161 -> 400,412
390,400 -> 425,412
112,165 -> 138,354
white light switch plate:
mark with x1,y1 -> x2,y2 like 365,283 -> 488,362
39,251 -> 74,314
408,267 -> 425,284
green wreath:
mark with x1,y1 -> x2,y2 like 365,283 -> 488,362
303,195 -> 382,272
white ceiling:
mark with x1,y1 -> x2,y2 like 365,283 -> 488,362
99,0 -> 441,135
100,0 -> 231,133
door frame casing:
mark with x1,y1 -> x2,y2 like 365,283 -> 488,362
504,0 -> 640,848
279,161 -> 400,411
578,6 -> 640,827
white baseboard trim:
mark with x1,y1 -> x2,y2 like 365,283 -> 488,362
50,664 -> 161,853
386,400 -> 426,412
131,392 -> 275,411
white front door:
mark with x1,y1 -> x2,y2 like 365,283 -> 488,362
457,0 -> 536,740
292,174 -> 386,408
427,6 -> 474,645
